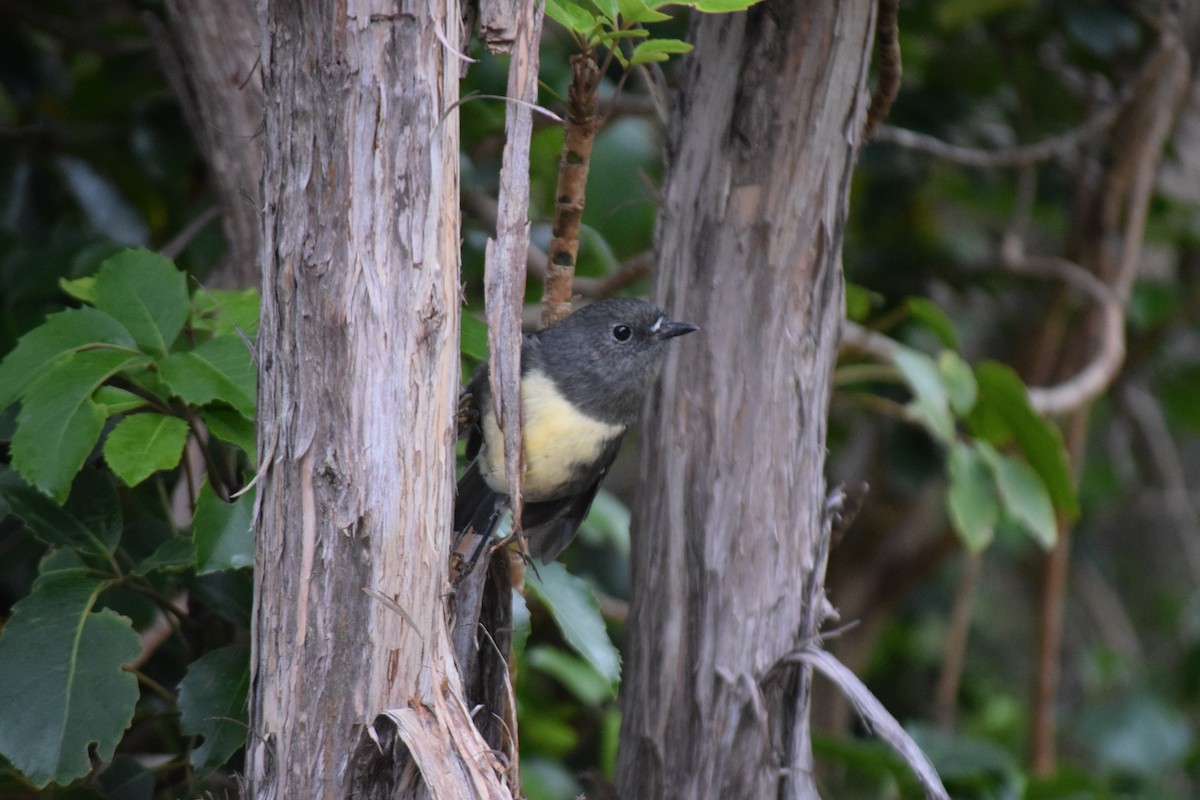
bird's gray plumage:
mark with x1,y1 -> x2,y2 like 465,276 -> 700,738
455,298 -> 696,562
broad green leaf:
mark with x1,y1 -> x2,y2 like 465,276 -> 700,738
63,469 -> 123,554
40,548 -> 88,574
946,442 -> 999,552
191,287 -> 261,339
193,483 -> 255,573
178,645 -> 250,773
11,350 -> 151,501
59,276 -> 98,303
94,249 -> 188,355
133,537 -> 196,576
159,335 -> 256,418
971,362 -> 1078,516
94,386 -> 150,416
526,561 -> 621,683
202,404 -> 257,460
977,442 -> 1057,549
617,0 -> 671,23
526,645 -> 615,704
460,312 -> 489,362
546,0 -> 598,32
590,0 -> 620,23
103,413 -> 190,487
0,471 -> 119,564
0,307 -> 136,410
906,297 -> 959,348
629,38 -> 693,66
0,569 -> 139,788
937,350 -> 976,416
893,345 -> 954,442
578,489 -> 631,554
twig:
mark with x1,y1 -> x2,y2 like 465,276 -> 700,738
871,59 -> 1145,168
1120,383 -> 1200,580
863,0 -> 901,140
161,206 -> 220,260
786,647 -> 951,800
541,54 -> 602,327
934,550 -> 980,732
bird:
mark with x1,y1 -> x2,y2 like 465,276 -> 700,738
454,297 -> 698,564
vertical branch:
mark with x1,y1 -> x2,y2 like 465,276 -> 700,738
541,54 -> 602,327
934,550 -> 981,731
862,0 -> 901,140
454,0 -> 544,787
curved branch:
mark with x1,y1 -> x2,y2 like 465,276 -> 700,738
871,54 -> 1149,168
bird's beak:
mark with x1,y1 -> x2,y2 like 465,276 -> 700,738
654,319 -> 699,340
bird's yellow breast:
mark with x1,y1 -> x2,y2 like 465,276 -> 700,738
481,370 -> 624,501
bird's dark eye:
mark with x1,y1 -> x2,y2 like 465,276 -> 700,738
612,324 -> 632,342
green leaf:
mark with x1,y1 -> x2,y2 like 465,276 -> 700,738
844,283 -> 881,323
0,307 -> 136,410
546,0 -> 598,32
526,561 -> 620,683
591,0 -> 620,23
526,645 -> 615,704
946,442 -> 999,552
937,350 -> 976,416
977,442 -> 1057,549
159,335 -> 256,418
11,350 -> 151,501
193,483 -> 255,573
617,0 -> 671,23
133,537 -> 196,576
202,404 -> 257,460
94,248 -> 188,355
0,569 -> 139,788
970,362 -> 1078,516
629,38 -> 693,66
0,471 -> 120,564
94,386 -> 150,416
103,414 -> 190,487
191,288 -> 261,339
906,297 -> 959,348
59,276 -> 98,303
893,345 -> 954,442
688,0 -> 765,10
178,645 -> 250,773
460,312 -> 489,362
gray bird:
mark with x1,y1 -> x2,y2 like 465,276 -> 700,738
455,298 -> 698,563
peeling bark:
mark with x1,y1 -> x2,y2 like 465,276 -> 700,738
247,2 -> 509,797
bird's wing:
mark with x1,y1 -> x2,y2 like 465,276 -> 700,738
520,436 -> 623,563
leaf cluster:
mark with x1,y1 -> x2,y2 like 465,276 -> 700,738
0,248 -> 256,792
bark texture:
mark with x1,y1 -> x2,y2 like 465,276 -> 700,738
154,0 -> 263,287
248,2 -> 509,797
617,3 -> 875,798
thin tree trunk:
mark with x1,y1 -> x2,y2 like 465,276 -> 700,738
152,0 -> 263,287
617,3 -> 875,798
247,2 -> 509,797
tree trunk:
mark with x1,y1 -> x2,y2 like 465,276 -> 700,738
617,3 -> 875,798
153,0 -> 263,287
247,2 -> 509,797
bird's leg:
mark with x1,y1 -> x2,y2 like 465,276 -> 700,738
451,507 -> 503,589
